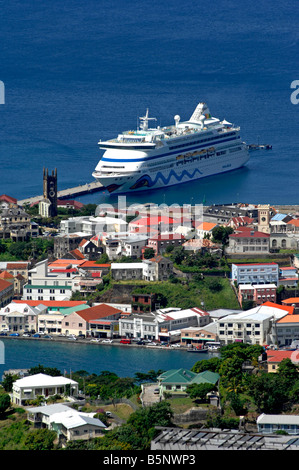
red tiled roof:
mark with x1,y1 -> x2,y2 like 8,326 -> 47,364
0,278 -> 14,292
0,194 -> 18,204
74,304 -> 122,321
69,249 -> 86,260
6,263 -> 29,269
149,234 -> 185,241
282,298 -> 299,304
267,350 -> 294,362
0,271 -> 14,279
287,219 -> 299,227
230,230 -> 270,238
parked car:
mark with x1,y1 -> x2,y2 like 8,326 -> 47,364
77,334 -> 85,339
43,335 -> 52,339
137,340 -> 145,345
120,339 -> 131,344
32,333 -> 41,338
154,388 -> 160,395
9,333 -> 19,336
0,332 -> 7,336
90,338 -> 101,343
102,339 -> 113,343
22,333 -> 31,337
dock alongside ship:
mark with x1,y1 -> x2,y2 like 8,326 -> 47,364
18,180 -> 104,206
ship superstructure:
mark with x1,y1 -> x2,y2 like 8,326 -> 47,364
92,102 -> 249,193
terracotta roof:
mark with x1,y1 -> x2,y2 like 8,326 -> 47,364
0,278 -> 14,292
0,271 -> 14,279
149,234 -> 185,241
276,315 -> 299,324
262,301 -> 294,315
267,350 -> 294,362
0,194 -> 18,204
75,304 -> 122,321
282,298 -> 299,304
80,261 -> 110,268
195,221 -> 218,231
69,249 -> 86,260
230,230 -> 270,238
6,263 -> 29,269
287,219 -> 299,227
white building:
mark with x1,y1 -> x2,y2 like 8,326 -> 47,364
12,373 -> 79,405
27,404 -> 106,441
60,216 -> 127,236
231,263 -> 279,285
0,302 -> 46,333
217,304 -> 289,345
23,259 -> 82,301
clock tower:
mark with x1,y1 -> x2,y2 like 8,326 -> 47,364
40,167 -> 58,218
258,204 -> 270,234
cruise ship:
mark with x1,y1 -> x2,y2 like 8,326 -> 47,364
92,102 -> 250,194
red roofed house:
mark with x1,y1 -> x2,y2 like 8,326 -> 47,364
266,350 -> 296,373
0,278 -> 14,308
61,303 -> 123,338
227,230 -> 270,255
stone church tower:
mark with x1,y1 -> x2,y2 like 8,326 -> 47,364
258,204 -> 270,234
39,168 -> 58,218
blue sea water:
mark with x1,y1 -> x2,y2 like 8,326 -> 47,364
0,338 -> 213,379
0,0 -> 299,207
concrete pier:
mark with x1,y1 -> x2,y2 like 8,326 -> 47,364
17,180 -> 104,206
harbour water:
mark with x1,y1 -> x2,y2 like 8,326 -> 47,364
0,0 -> 299,206
0,338 -> 215,379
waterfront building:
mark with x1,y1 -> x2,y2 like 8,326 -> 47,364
180,322 -> 218,348
0,301 -> 44,333
12,373 -> 79,406
119,307 -> 210,342
231,263 -> 279,286
217,303 -> 290,345
61,303 -> 123,338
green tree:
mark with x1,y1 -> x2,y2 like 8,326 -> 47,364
0,394 -> 11,415
186,383 -> 215,401
24,429 -> 56,451
143,248 -> 155,259
211,226 -> 233,245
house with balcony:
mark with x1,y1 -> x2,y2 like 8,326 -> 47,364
27,403 -> 106,441
257,414 -> 299,435
12,373 -> 79,406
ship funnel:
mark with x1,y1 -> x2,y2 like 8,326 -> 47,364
174,115 -> 180,127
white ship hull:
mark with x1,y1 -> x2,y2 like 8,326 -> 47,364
92,102 -> 250,194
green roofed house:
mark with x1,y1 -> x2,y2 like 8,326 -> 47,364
157,368 -> 219,394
